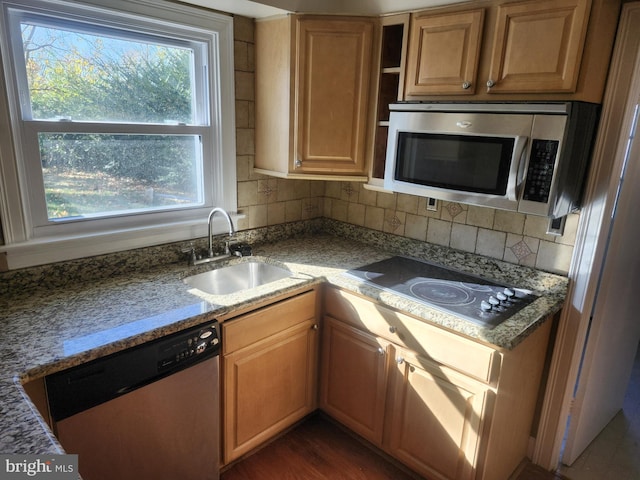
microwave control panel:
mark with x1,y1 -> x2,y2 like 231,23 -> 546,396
522,139 -> 559,203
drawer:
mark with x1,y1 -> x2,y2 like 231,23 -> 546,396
223,290 -> 317,354
325,287 -> 500,384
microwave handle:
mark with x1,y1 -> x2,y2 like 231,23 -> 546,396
513,136 -> 529,196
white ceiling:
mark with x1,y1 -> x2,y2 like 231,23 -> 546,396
181,0 -> 468,18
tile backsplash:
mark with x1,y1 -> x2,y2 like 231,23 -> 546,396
321,181 -> 578,275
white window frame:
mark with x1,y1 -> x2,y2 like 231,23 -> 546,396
0,0 -> 237,269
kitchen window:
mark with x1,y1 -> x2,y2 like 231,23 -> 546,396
0,0 -> 236,268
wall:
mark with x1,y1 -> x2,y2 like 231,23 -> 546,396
233,15 -> 579,275
0,14 -> 579,275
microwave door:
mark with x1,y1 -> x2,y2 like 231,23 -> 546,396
383,103 -> 597,218
385,129 -> 526,211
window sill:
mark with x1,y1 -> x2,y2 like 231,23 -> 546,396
0,213 -> 244,271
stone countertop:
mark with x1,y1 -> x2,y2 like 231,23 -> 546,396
0,233 -> 568,455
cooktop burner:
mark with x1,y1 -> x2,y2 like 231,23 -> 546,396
410,281 -> 474,306
345,256 -> 537,328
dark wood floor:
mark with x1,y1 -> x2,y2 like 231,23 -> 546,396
221,414 -> 567,480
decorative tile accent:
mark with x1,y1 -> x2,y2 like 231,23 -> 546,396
510,239 -> 533,261
258,180 -> 276,198
446,202 -> 464,219
385,214 -> 403,233
342,183 -> 357,198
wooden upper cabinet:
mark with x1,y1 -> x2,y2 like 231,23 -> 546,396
255,15 -> 375,180
405,9 -> 485,96
400,0 -> 617,102
297,18 -> 374,175
486,0 -> 591,94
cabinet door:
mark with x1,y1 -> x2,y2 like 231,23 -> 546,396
487,0 -> 590,93
405,9 -> 485,96
319,316 -> 389,446
386,348 -> 493,480
295,17 -> 374,175
223,320 -> 318,463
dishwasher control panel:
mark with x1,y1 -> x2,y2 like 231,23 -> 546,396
157,321 -> 220,372
47,320 -> 221,422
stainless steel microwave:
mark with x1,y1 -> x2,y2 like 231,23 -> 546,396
383,102 -> 600,218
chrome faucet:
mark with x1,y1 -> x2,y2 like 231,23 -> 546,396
185,207 -> 237,265
207,207 -> 235,257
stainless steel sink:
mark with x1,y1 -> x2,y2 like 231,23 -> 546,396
184,261 -> 292,295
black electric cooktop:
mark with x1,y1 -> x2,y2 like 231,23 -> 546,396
344,256 -> 537,328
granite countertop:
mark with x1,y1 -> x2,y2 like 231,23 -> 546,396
0,233 -> 568,456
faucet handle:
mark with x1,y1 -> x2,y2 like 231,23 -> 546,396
181,242 -> 197,265
229,242 -> 252,257
180,242 -> 195,254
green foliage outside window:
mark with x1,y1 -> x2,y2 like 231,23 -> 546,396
21,23 -> 203,219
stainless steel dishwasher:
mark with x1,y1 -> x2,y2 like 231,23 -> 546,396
46,320 -> 221,480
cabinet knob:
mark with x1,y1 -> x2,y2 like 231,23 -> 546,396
486,79 -> 495,88
377,347 -> 385,356
389,326 -> 397,334
311,324 -> 319,330
462,81 -> 471,90
396,357 -> 405,365
294,158 -> 302,168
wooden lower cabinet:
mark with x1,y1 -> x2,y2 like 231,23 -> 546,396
320,315 -> 491,480
319,316 -> 390,445
222,290 -> 319,464
386,347 -> 492,480
220,286 -> 551,478
320,287 -> 553,480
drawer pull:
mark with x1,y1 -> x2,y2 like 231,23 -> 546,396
389,326 -> 397,334
377,347 -> 385,356
396,356 -> 405,365
311,324 -> 319,330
